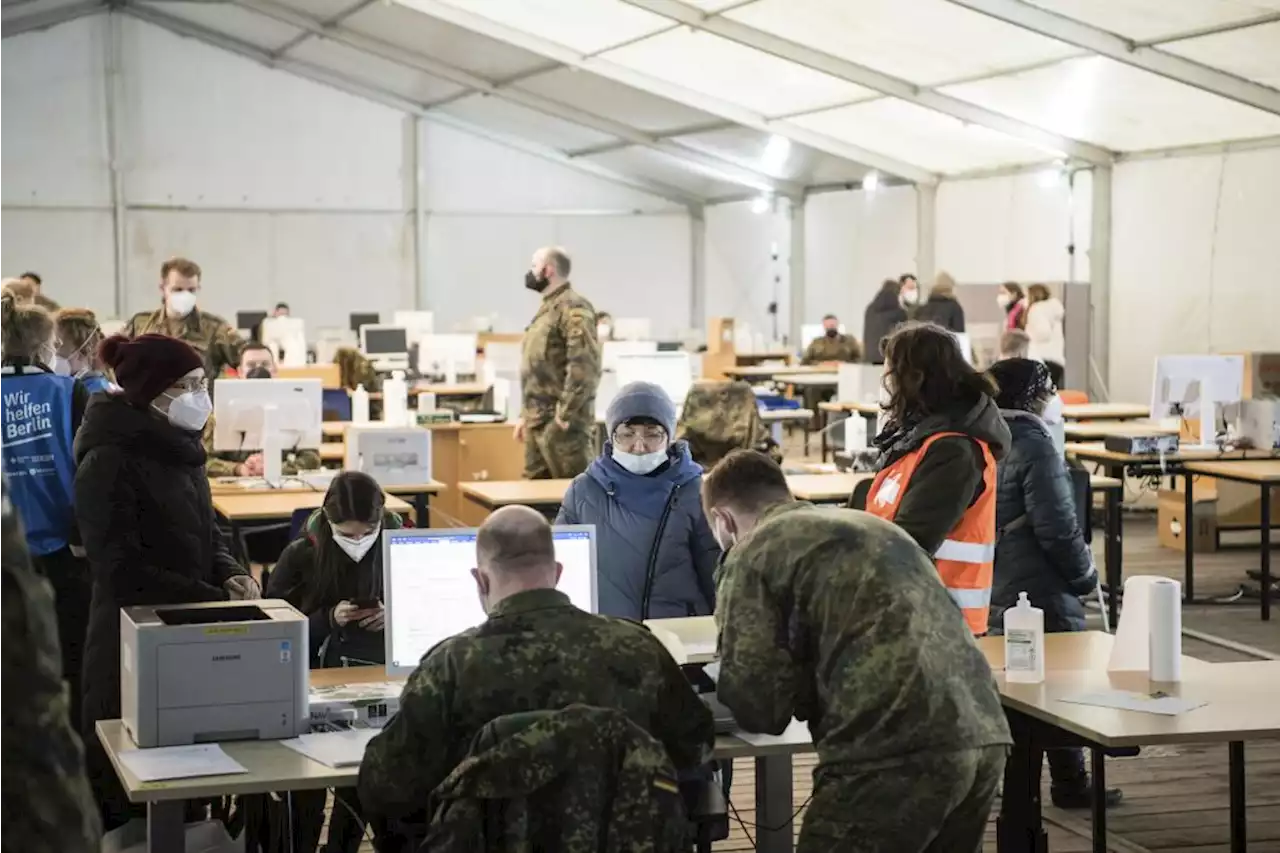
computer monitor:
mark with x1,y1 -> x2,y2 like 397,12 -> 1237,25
612,317 -> 652,341
237,311 -> 268,337
393,310 -> 434,345
350,312 -> 381,334
259,316 -> 307,367
417,333 -> 478,378
602,340 -> 657,372
1151,354 -> 1244,448
616,352 -> 692,413
212,378 -> 323,452
360,325 -> 410,372
382,526 -> 598,676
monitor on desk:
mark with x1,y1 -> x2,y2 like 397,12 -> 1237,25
616,352 -> 693,413
382,526 -> 598,676
212,377 -> 323,452
360,325 -> 410,372
350,312 -> 381,334
611,317 -> 652,341
800,323 -> 845,346
418,333 -> 478,378
1151,355 -> 1244,448
393,310 -> 434,345
602,340 -> 658,372
260,316 -> 307,367
236,311 -> 268,339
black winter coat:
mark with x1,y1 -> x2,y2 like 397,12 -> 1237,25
915,294 -> 966,333
862,290 -> 908,364
73,394 -> 244,733
990,411 -> 1096,633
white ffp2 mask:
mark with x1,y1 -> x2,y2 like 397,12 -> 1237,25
613,447 -> 667,475
332,524 -> 381,563
157,389 -> 212,431
167,290 -> 198,317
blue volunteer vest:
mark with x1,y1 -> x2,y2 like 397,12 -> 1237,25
1,368 -> 77,557
79,371 -> 113,394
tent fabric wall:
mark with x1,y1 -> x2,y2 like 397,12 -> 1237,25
703,200 -> 792,344
1109,147 -> 1280,403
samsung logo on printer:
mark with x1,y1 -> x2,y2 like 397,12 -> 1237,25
211,654 -> 242,662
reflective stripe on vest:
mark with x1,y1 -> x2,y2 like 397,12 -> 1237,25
865,431 -> 997,635
1,369 -> 77,557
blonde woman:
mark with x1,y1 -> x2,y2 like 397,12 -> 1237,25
1025,283 -> 1066,388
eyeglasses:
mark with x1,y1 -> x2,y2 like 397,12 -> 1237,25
613,426 -> 667,451
172,376 -> 209,393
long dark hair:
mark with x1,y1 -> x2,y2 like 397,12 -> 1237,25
882,322 -> 997,427
303,471 -> 386,613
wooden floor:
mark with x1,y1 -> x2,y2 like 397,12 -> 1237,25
350,426 -> 1278,852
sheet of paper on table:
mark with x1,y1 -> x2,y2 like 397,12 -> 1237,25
1059,690 -> 1208,716
734,719 -> 810,746
117,744 -> 249,782
280,729 -> 380,768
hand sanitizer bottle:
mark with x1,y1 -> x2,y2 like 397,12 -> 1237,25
1004,592 -> 1045,684
352,384 -> 370,424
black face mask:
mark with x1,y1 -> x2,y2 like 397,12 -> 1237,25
524,270 -> 549,293
246,366 -> 272,379
824,328 -> 838,338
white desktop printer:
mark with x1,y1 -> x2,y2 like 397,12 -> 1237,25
121,599 -> 310,747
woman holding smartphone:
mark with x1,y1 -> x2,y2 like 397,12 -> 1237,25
266,471 -> 404,852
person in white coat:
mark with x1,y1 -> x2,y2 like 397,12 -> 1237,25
1024,284 -> 1066,389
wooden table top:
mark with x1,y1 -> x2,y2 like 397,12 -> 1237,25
1061,403 -> 1152,421
818,400 -> 880,415
780,374 -> 839,387
322,420 -> 512,438
1182,458 -> 1280,483
461,479 -> 571,508
759,408 -> 815,423
723,364 -> 828,378
1066,442 -> 1265,465
787,473 -> 872,502
213,490 -> 413,521
1064,421 -> 1179,440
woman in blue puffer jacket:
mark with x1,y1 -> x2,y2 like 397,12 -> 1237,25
556,381 -> 721,620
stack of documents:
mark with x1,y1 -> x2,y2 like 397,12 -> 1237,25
117,744 -> 248,782
280,729 -> 379,768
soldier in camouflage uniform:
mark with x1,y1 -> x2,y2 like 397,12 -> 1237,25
334,346 -> 382,393
676,379 -> 783,468
800,314 -> 863,365
703,450 -> 1011,853
203,343 -> 322,477
358,506 -> 713,845
515,246 -> 601,480
122,257 -> 244,379
1,475 -> 101,853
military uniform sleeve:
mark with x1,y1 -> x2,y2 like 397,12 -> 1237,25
2,485 -> 101,853
122,312 -> 141,337
641,631 -> 715,770
210,320 -> 245,378
358,645 -> 456,820
555,305 -> 600,423
287,449 -> 322,474
800,340 -> 821,366
845,337 -> 864,363
715,555 -> 801,735
202,417 -> 244,477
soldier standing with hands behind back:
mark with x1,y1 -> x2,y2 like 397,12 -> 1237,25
515,246 -> 601,480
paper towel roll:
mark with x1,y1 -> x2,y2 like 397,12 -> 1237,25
1108,575 -> 1160,672
1149,578 -> 1182,682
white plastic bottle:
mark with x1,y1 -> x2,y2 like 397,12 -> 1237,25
1003,592 -> 1045,684
383,371 -> 408,426
352,384 -> 370,424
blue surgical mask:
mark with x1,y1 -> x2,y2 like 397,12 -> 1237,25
613,447 -> 667,475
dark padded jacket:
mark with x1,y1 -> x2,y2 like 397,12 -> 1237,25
862,291 -> 908,365
990,411 -> 1097,633
425,705 -> 688,853
866,394 -> 1010,558
555,441 -> 719,620
73,394 -> 245,734
915,293 -> 966,333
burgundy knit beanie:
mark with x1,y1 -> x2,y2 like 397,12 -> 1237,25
99,333 -> 205,406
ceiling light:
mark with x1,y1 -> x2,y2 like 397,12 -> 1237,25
863,171 -> 880,192
750,195 -> 771,215
1038,166 -> 1064,188
761,134 -> 792,173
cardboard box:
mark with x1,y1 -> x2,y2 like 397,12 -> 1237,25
1157,489 -> 1217,553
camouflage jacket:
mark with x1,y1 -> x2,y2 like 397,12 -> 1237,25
426,705 -> 688,853
519,285 -> 601,428
123,307 -> 244,378
716,501 -> 1011,768
801,333 -> 863,365
334,347 -> 381,393
358,588 -> 713,823
676,380 -> 783,468
1,477 -> 101,853
201,413 -> 322,478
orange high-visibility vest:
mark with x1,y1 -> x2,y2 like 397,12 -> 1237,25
865,431 -> 997,635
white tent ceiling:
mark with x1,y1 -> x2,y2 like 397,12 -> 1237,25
5,0 -> 1279,204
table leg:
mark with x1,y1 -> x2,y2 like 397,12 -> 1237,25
863,412 -> 877,443
1105,486 -> 1122,628
996,712 -> 1048,853
1090,748 -> 1108,853
415,492 -> 430,529
755,754 -> 794,853
1229,741 -> 1246,853
820,409 -> 829,463
1261,486 -> 1271,622
1184,472 -> 1196,603
147,800 -> 185,853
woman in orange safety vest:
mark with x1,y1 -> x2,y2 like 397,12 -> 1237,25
862,322 -> 1010,635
